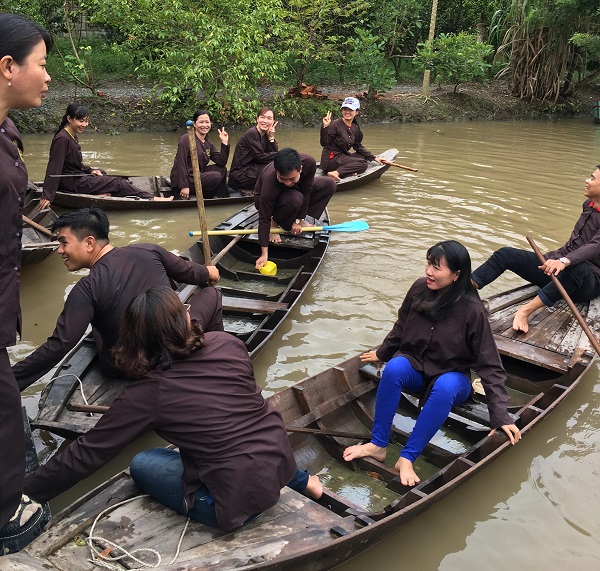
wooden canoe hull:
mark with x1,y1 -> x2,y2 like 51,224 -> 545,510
31,203 -> 330,438
16,285 -> 598,570
21,193 -> 58,265
29,149 -> 399,210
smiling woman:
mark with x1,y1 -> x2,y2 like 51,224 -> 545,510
0,12 -> 52,552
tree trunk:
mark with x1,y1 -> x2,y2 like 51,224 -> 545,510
422,0 -> 439,97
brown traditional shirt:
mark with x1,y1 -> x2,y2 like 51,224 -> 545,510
0,118 -> 27,347
254,153 -> 317,247
169,133 -> 229,191
24,331 -> 297,531
376,277 -> 512,429
545,199 -> 600,281
12,244 -> 216,389
229,126 -> 278,187
319,118 -> 375,169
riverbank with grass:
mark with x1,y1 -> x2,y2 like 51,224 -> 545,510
10,77 -> 599,135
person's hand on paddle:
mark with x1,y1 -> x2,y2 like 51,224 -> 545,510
322,111 -> 332,128
206,265 -> 220,284
374,157 -> 385,165
218,127 -> 229,146
291,220 -> 303,235
38,198 -> 51,211
180,187 -> 190,200
539,258 -> 569,276
489,423 -> 521,444
267,121 -> 278,142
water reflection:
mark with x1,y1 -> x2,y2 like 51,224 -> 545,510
17,118 -> 600,569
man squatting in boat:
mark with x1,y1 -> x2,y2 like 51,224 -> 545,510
472,165 -> 600,333
11,207 -> 223,390
254,147 -> 336,270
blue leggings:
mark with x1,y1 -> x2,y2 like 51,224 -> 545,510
372,357 -> 472,463
130,448 -> 309,528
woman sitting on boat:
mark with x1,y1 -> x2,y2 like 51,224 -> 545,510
344,240 -> 521,486
38,104 -> 171,210
170,109 -> 230,200
319,97 -> 383,182
228,107 -> 278,192
24,286 -> 322,530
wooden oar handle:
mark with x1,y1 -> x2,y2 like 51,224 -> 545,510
527,236 -> 600,355
22,215 -> 54,238
381,160 -> 418,172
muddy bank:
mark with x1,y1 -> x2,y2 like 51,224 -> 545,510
10,79 -> 599,134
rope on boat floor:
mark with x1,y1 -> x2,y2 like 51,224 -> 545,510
86,494 -> 190,569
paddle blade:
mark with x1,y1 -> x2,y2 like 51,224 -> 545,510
322,220 -> 369,232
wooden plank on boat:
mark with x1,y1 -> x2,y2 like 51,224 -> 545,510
494,335 -> 570,372
222,296 -> 288,314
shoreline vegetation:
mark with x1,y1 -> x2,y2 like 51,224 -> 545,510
11,79 -> 599,135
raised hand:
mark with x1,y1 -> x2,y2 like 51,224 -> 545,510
322,110 -> 332,128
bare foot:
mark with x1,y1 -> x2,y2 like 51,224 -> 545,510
395,457 -> 420,486
327,170 -> 341,182
512,307 -> 530,333
303,474 -> 323,499
343,443 -> 387,463
269,219 -> 282,243
153,196 -> 174,202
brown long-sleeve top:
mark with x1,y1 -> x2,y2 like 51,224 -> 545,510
24,331 -> 297,531
42,129 -> 92,202
319,118 -> 375,167
254,153 -> 317,247
12,244 -> 215,389
375,277 -> 512,429
545,200 -> 600,281
229,126 -> 278,179
0,118 -> 27,348
169,133 -> 230,191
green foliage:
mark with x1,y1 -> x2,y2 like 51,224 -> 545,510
343,28 -> 397,97
413,32 -> 493,92
570,33 -> 600,59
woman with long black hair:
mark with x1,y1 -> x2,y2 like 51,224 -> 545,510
344,240 -> 521,486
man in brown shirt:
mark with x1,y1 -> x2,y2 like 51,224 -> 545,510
12,207 -> 222,389
254,148 -> 336,270
472,166 -> 600,332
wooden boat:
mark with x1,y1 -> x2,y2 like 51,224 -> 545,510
31,203 -> 330,439
29,148 -> 399,210
9,284 -> 598,570
21,193 -> 59,265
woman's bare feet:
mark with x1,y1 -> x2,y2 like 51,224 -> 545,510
303,474 -> 323,499
343,443 -> 387,463
327,170 -> 341,182
395,457 -> 420,486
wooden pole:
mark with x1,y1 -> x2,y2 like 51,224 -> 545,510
527,236 -> 600,355
186,120 -> 212,265
22,215 -> 54,238
381,160 -> 418,172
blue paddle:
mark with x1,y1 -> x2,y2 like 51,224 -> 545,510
189,220 -> 369,236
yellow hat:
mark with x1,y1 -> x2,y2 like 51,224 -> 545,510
259,260 -> 277,276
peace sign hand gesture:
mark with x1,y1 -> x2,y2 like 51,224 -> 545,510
322,110 -> 332,128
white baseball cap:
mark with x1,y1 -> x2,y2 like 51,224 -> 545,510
340,97 -> 360,111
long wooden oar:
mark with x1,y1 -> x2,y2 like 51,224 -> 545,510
22,215 -> 54,238
380,160 -> 418,172
190,220 -> 369,237
187,120 -> 212,265
527,236 -> 600,355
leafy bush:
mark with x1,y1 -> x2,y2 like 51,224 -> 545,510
413,32 -> 494,92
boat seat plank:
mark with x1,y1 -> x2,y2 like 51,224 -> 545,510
485,285 -> 538,313
222,296 -> 288,314
494,336 -> 570,372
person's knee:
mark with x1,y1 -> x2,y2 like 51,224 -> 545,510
429,374 -> 470,402
383,356 -> 413,379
